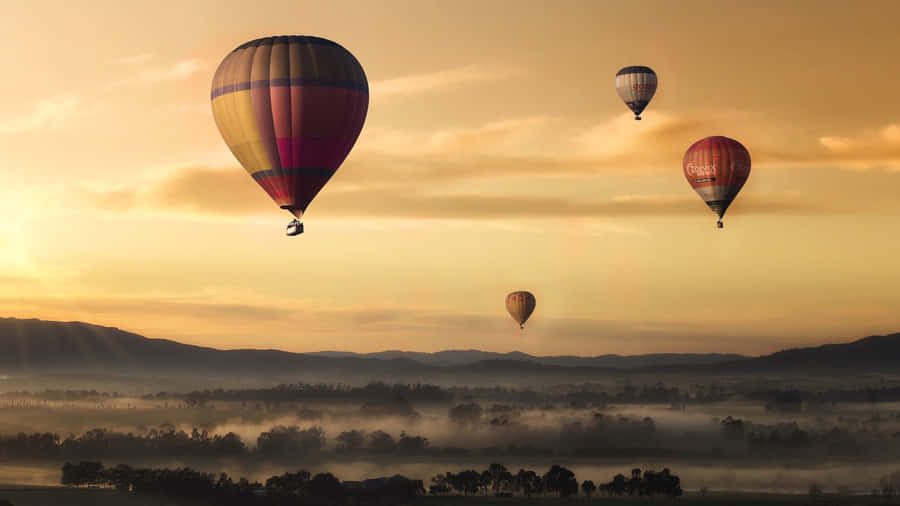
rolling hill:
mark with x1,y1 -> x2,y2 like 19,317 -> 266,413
0,318 -> 897,386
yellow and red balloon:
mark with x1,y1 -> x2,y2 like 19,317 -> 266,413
211,36 -> 368,229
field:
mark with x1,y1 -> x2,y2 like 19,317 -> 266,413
0,487 -> 898,506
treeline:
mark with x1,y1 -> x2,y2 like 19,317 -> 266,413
0,425 -> 447,461
745,387 -> 900,407
145,382 -> 452,406
428,463 -> 681,498
0,389 -> 121,402
60,461 -> 681,504
61,461 -> 423,505
718,416 -> 900,459
142,381 -> 712,407
10,383 -> 900,408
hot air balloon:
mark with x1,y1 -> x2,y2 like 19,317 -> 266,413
615,66 -> 657,120
506,291 -> 536,329
210,36 -> 368,236
682,136 -> 751,229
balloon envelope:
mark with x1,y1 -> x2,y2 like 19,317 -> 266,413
506,291 -> 536,329
615,66 -> 657,120
682,136 -> 751,226
210,36 -> 368,219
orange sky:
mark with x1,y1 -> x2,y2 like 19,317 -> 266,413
2,0 -> 900,355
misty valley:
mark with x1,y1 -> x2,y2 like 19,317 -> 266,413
1,376 -> 900,504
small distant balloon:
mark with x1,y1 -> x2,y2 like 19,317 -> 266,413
506,291 -> 536,329
682,136 -> 751,229
615,66 -> 657,120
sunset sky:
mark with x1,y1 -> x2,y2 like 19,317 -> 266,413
3,0 -> 900,356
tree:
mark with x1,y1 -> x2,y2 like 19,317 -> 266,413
256,425 -> 325,457
429,473 -> 452,495
610,474 -> 627,495
307,473 -> 344,503
449,403 -> 483,424
487,463 -> 512,495
366,430 -> 396,453
61,461 -> 104,487
581,479 -> 596,499
335,430 -> 365,452
515,469 -> 541,497
396,431 -> 429,453
265,470 -> 311,494
543,465 -> 578,498
628,468 -> 642,495
451,470 -> 481,496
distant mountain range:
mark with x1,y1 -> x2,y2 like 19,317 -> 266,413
306,349 -> 747,368
0,317 -> 898,387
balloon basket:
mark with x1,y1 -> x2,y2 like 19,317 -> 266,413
286,220 -> 304,236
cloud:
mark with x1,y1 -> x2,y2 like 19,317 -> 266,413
79,166 -> 837,220
350,110 -> 753,184
138,59 -> 206,82
817,123 -> 900,170
81,168 -> 269,215
174,104 -> 212,115
0,94 -> 82,135
105,59 -> 207,90
370,64 -> 516,100
109,53 -> 154,65
71,111 -> 900,220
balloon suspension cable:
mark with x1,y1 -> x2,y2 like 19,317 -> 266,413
716,220 -> 724,229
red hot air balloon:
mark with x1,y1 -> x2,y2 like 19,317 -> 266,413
682,136 -> 751,229
211,36 -> 368,236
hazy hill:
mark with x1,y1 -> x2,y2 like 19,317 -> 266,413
0,318 -> 898,387
712,333 -> 900,372
308,349 -> 746,368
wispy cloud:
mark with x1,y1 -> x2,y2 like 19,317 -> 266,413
105,59 -> 207,90
817,123 -> 900,170
79,166 -> 837,220
109,52 -> 154,65
173,104 -> 212,116
138,59 -> 206,82
0,94 -> 82,135
370,64 -> 516,100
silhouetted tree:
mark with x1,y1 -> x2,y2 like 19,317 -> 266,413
451,470 -> 481,495
396,431 -> 429,454
335,430 -> 365,452
449,403 -> 483,424
366,430 -> 396,453
581,479 -> 596,499
256,425 -> 325,457
307,473 -> 345,504
515,469 -> 541,497
543,465 -> 578,498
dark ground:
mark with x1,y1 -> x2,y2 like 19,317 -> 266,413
0,487 -> 899,506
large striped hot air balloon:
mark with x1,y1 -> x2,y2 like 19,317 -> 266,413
506,291 -> 536,330
211,36 -> 368,236
615,66 -> 657,120
682,136 -> 751,229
